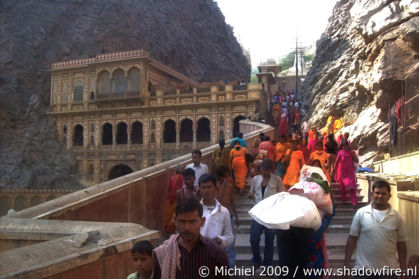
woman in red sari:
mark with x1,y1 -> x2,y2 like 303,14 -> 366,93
258,136 -> 276,162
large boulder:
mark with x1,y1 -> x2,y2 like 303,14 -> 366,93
302,0 -> 419,165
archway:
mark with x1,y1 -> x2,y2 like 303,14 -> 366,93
233,115 -> 246,138
116,122 -> 128,144
127,67 -> 141,93
197,118 -> 210,142
97,70 -> 111,95
108,164 -> 133,180
180,118 -> 193,142
131,121 -> 143,144
102,123 -> 113,145
73,124 -> 84,146
163,119 -> 176,143
112,68 -> 126,95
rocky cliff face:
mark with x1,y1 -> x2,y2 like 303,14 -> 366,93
0,0 -> 250,189
302,0 -> 419,164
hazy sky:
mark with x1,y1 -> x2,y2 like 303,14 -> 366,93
214,0 -> 338,67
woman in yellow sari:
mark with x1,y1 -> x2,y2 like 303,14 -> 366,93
230,140 -> 248,192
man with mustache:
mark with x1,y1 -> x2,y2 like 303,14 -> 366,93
344,180 -> 407,278
153,198 -> 228,278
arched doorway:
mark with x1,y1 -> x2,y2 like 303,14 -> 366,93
233,115 -> 246,138
131,121 -> 143,144
73,124 -> 84,146
102,123 -> 113,145
163,119 -> 176,143
116,122 -> 128,144
180,118 -> 193,142
108,164 -> 133,180
197,118 -> 210,142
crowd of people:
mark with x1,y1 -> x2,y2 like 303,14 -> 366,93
124,105 -> 418,278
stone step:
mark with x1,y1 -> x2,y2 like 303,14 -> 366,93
237,209 -> 358,219
235,223 -> 352,234
234,232 -> 349,254
235,252 -> 354,267
326,224 -> 351,233
236,215 -> 355,227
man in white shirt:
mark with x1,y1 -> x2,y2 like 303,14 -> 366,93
186,149 -> 209,190
199,174 -> 234,249
345,180 -> 407,275
248,159 -> 284,267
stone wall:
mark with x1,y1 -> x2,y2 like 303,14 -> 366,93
0,189 -> 76,216
0,121 -> 273,278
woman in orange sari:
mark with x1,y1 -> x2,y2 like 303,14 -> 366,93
282,140 -> 304,191
310,141 -> 330,181
230,140 -> 248,192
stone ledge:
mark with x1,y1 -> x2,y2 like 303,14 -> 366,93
0,218 -> 159,279
398,191 -> 419,203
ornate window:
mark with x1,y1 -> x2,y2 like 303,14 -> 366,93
163,119 -> 176,143
219,115 -> 225,126
131,121 -> 143,144
98,70 -> 111,95
116,122 -> 128,144
73,124 -> 84,146
197,118 -> 210,142
180,119 -> 193,142
127,67 -> 141,93
73,80 -> 84,102
112,69 -> 126,95
102,123 -> 113,145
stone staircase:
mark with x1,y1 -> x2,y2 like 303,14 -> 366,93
233,182 -> 367,269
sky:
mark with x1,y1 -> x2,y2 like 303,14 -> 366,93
214,0 -> 338,67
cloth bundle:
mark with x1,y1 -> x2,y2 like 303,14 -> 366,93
299,165 -> 328,182
290,165 -> 333,216
248,192 -> 322,230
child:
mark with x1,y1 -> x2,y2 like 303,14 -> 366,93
127,240 -> 154,279
176,168 -> 199,202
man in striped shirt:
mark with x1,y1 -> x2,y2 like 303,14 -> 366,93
153,198 -> 228,278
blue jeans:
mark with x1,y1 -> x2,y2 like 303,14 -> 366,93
225,215 -> 236,267
250,220 -> 274,266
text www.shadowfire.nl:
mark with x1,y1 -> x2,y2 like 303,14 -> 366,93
198,265 -> 418,278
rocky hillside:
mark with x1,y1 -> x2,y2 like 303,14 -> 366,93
0,0 -> 250,189
302,0 -> 419,164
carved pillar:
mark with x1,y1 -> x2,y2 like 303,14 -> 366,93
112,130 -> 116,149
127,121 -> 131,147
176,126 -> 180,150
192,123 -> 197,148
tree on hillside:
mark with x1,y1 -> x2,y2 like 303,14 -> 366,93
278,51 -> 315,74
278,51 -> 296,72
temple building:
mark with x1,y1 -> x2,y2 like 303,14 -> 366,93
48,50 -> 264,185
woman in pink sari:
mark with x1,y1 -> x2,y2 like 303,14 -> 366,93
333,140 -> 358,205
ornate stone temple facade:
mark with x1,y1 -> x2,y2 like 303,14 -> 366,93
48,50 -> 263,185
